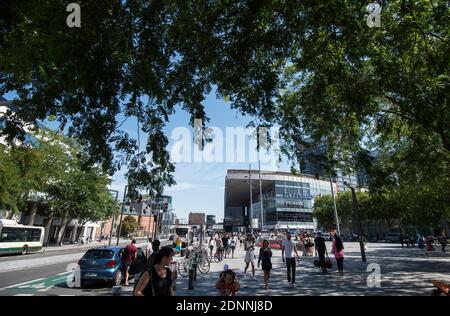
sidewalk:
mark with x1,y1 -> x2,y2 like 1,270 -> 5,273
172,242 -> 450,296
42,237 -> 146,252
42,237 -> 169,253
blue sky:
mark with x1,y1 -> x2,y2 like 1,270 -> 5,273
3,90 -> 293,221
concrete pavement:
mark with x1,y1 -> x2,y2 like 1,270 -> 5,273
1,241 -> 449,296
173,242 -> 450,296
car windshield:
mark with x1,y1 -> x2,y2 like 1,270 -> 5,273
83,249 -> 115,260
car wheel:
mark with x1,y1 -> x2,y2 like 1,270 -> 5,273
21,245 -> 29,255
112,270 -> 122,287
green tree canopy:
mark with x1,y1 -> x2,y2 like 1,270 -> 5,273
1,1 -> 448,198
121,215 -> 138,237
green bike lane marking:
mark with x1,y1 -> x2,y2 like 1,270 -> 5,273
0,272 -> 73,294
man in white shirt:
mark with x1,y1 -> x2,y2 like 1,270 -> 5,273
282,233 -> 300,288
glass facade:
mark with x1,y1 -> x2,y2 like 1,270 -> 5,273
251,178 -> 332,230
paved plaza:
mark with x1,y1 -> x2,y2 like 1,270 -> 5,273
0,241 -> 448,296
173,242 -> 450,296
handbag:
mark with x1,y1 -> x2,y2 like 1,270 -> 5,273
313,249 -> 320,267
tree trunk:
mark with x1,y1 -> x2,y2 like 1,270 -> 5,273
70,220 -> 79,243
28,202 -> 38,226
43,214 -> 54,247
56,212 -> 69,246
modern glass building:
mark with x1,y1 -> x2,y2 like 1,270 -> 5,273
224,170 -> 336,232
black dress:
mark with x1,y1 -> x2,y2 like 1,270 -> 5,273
258,247 -> 272,271
142,267 -> 173,296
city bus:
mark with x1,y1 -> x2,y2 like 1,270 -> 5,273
0,219 -> 45,255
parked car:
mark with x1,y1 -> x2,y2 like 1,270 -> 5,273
78,246 -> 148,288
385,233 -> 401,243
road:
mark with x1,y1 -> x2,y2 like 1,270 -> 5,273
0,239 -> 172,296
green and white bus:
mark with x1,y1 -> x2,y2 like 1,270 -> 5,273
0,219 -> 45,255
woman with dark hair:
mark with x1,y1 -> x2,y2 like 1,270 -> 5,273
331,231 -> 344,275
134,247 -> 175,296
258,240 -> 272,290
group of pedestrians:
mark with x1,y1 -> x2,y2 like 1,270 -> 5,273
235,230 -> 345,292
208,233 -> 239,261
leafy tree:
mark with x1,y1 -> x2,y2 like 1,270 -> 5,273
121,215 -> 138,237
0,145 -> 22,213
0,1 -> 448,206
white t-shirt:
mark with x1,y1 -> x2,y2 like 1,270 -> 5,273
146,242 -> 153,255
282,239 -> 296,258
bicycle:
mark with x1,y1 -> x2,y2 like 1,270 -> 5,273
177,247 -> 211,277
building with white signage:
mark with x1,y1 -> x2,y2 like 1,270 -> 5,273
224,169 -> 338,232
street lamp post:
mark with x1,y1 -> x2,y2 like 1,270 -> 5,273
329,176 -> 341,236
249,164 -> 253,234
343,182 -> 366,262
258,160 -> 264,231
108,189 -> 119,247
116,185 -> 128,246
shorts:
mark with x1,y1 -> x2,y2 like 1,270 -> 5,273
245,251 -> 255,263
176,245 -> 182,251
123,261 -> 132,272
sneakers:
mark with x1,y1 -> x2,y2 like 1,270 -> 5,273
251,275 -> 256,281
287,282 -> 293,288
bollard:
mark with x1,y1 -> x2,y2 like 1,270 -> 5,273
112,285 -> 122,296
188,268 -> 195,290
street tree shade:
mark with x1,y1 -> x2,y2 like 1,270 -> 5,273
0,1 -> 448,201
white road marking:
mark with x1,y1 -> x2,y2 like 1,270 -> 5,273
0,277 -> 45,290
14,294 -> 35,296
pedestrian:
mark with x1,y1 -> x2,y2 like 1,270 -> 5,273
314,232 -> 327,273
306,234 -> 314,256
146,237 -> 153,258
148,239 -> 161,268
400,234 -> 404,247
243,234 -> 256,280
229,235 -> 237,259
134,247 -> 175,296
222,234 -> 229,259
331,231 -> 344,275
215,267 -> 240,296
258,239 -> 272,290
215,237 -> 223,261
282,233 -> 300,288
175,236 -> 182,255
439,230 -> 447,252
121,239 -> 138,286
209,237 -> 215,257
